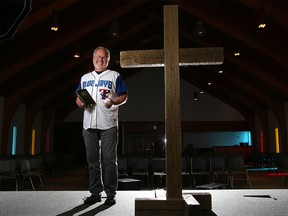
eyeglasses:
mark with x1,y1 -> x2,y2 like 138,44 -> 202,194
94,55 -> 108,61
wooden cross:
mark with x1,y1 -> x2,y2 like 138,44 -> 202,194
120,5 -> 223,215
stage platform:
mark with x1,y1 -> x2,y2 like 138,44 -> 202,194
0,189 -> 287,216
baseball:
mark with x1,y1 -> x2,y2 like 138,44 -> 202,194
104,98 -> 113,108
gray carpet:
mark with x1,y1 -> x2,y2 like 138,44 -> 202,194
0,189 -> 287,216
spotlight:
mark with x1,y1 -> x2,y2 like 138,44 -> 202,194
193,91 -> 198,101
234,51 -> 240,56
195,20 -> 206,37
109,21 -> 119,37
258,7 -> 266,29
51,10 -> 58,31
73,51 -> 80,58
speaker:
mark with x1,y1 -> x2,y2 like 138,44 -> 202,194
0,0 -> 31,40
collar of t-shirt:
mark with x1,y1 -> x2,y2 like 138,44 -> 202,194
95,70 -> 104,75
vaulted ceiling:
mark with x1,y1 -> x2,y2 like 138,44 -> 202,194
1,0 -> 288,133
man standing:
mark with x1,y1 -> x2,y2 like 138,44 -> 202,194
76,46 -> 128,205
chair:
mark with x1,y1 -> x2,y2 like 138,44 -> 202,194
276,154 -> 288,182
182,157 -> 192,188
0,159 -> 18,191
210,156 -> 230,185
20,158 -> 45,190
190,156 -> 211,188
275,154 -> 288,186
29,155 -> 44,173
44,154 -> 61,175
131,157 -> 150,188
228,155 -> 251,188
152,158 -> 166,188
118,158 -> 129,178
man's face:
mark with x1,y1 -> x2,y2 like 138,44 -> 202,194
93,48 -> 109,71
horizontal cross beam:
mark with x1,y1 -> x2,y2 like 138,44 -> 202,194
120,47 -> 223,68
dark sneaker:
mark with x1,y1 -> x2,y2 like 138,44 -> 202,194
104,196 -> 116,205
83,194 -> 101,205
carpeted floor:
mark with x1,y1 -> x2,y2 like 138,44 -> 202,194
0,190 -> 153,216
1,164 -> 288,216
1,189 -> 288,216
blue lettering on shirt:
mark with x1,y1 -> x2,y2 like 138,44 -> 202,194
95,80 -> 113,89
83,80 -> 95,88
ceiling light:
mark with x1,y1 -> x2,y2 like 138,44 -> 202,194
73,51 -> 80,58
73,43 -> 81,58
193,91 -> 198,101
218,65 -> 224,74
194,20 -> 206,37
109,21 -> 119,37
258,7 -> 266,29
234,51 -> 240,56
258,23 -> 266,29
233,41 -> 240,56
51,26 -> 58,31
51,10 -> 58,31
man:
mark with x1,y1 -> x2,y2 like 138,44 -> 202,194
76,46 -> 128,205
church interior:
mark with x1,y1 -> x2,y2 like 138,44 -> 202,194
0,0 -> 288,215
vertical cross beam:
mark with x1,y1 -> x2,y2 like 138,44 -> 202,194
120,5 -> 221,215
164,5 -> 182,199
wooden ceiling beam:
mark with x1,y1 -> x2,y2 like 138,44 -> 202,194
239,0 -> 288,28
178,19 -> 288,99
145,9 -> 288,134
148,10 -> 288,99
226,51 -> 288,98
19,17 -> 154,121
18,0 -> 77,32
220,70 -> 282,111
178,1 -> 288,69
0,0 -> 146,85
5,16 -> 155,111
187,67 -> 287,148
181,69 -> 268,120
